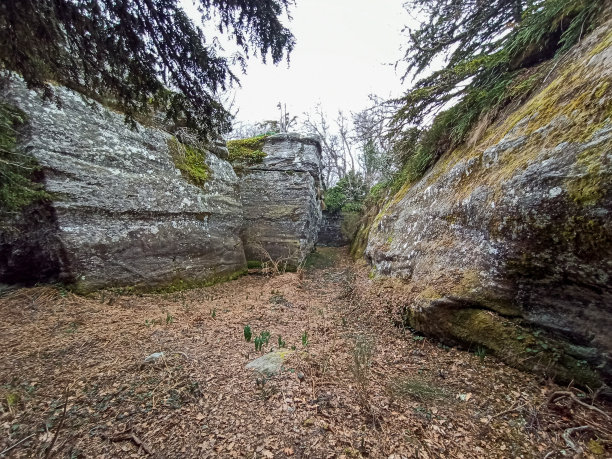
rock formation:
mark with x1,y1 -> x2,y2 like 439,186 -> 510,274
0,78 -> 246,291
232,134 -> 323,266
317,211 -> 352,247
364,24 -> 612,387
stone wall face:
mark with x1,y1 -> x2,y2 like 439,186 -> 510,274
364,23 -> 612,387
1,78 -> 246,291
235,134 -> 323,265
317,211 -> 350,247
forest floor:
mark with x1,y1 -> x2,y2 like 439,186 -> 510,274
1,247 -> 610,458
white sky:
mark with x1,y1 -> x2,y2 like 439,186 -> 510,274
222,0 -> 413,124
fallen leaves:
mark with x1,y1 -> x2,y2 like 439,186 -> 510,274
0,248 -> 610,458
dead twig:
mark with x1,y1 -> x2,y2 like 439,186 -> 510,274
45,386 -> 69,459
488,400 -> 526,422
170,351 -> 190,359
548,391 -> 611,419
101,431 -> 154,455
0,434 -> 35,456
562,425 -> 590,454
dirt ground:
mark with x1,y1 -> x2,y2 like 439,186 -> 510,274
1,247 -> 610,458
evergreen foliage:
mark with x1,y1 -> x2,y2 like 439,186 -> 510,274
324,171 -> 367,214
0,0 -> 294,139
390,0 -> 607,186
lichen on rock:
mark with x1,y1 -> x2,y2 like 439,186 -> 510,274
234,133 -> 324,266
362,19 -> 612,388
0,76 -> 246,291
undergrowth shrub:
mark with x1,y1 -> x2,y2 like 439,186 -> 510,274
323,171 -> 367,213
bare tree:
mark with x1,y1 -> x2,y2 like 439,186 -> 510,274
302,105 -> 360,189
302,97 -> 400,190
352,96 -> 397,186
277,103 -> 298,133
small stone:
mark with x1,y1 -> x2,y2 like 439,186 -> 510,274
246,350 -> 292,376
297,372 -> 305,382
144,352 -> 164,363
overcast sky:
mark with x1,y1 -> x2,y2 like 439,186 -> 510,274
223,0 -> 413,125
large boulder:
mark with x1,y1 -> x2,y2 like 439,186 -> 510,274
0,78 -> 246,291
365,23 -> 612,387
233,134 -> 323,266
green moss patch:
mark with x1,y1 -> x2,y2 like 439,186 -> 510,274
74,267 -> 248,295
302,247 -> 339,270
151,268 -> 247,294
566,141 -> 610,206
0,103 -> 49,215
167,137 -> 209,187
226,135 -> 268,164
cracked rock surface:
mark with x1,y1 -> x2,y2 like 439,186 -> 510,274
235,133 -> 323,266
1,78 -> 246,291
365,21 -> 612,387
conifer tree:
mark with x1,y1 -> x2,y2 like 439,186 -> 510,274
395,0 -> 606,129
0,0 -> 295,138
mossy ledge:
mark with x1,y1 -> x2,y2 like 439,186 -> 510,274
72,267 -> 248,295
403,303 -> 602,389
226,135 -> 268,164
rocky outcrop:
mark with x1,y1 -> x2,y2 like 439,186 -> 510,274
317,211 -> 350,247
234,134 -> 323,266
365,24 -> 612,387
0,78 -> 246,291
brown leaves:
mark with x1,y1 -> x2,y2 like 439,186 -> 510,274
0,248 -> 610,457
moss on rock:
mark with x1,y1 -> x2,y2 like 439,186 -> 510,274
167,137 -> 209,187
73,266 -> 248,295
0,103 -> 49,215
226,135 -> 268,164
404,304 -> 602,388
566,142 -> 609,206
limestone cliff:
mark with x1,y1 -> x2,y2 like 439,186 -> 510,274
364,23 -> 612,387
0,78 -> 246,291
232,134 -> 323,266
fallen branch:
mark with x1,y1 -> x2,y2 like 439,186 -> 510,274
0,434 -> 35,456
489,400 -> 526,421
562,425 -> 590,454
101,431 -> 153,455
45,387 -> 69,459
548,391 -> 611,419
